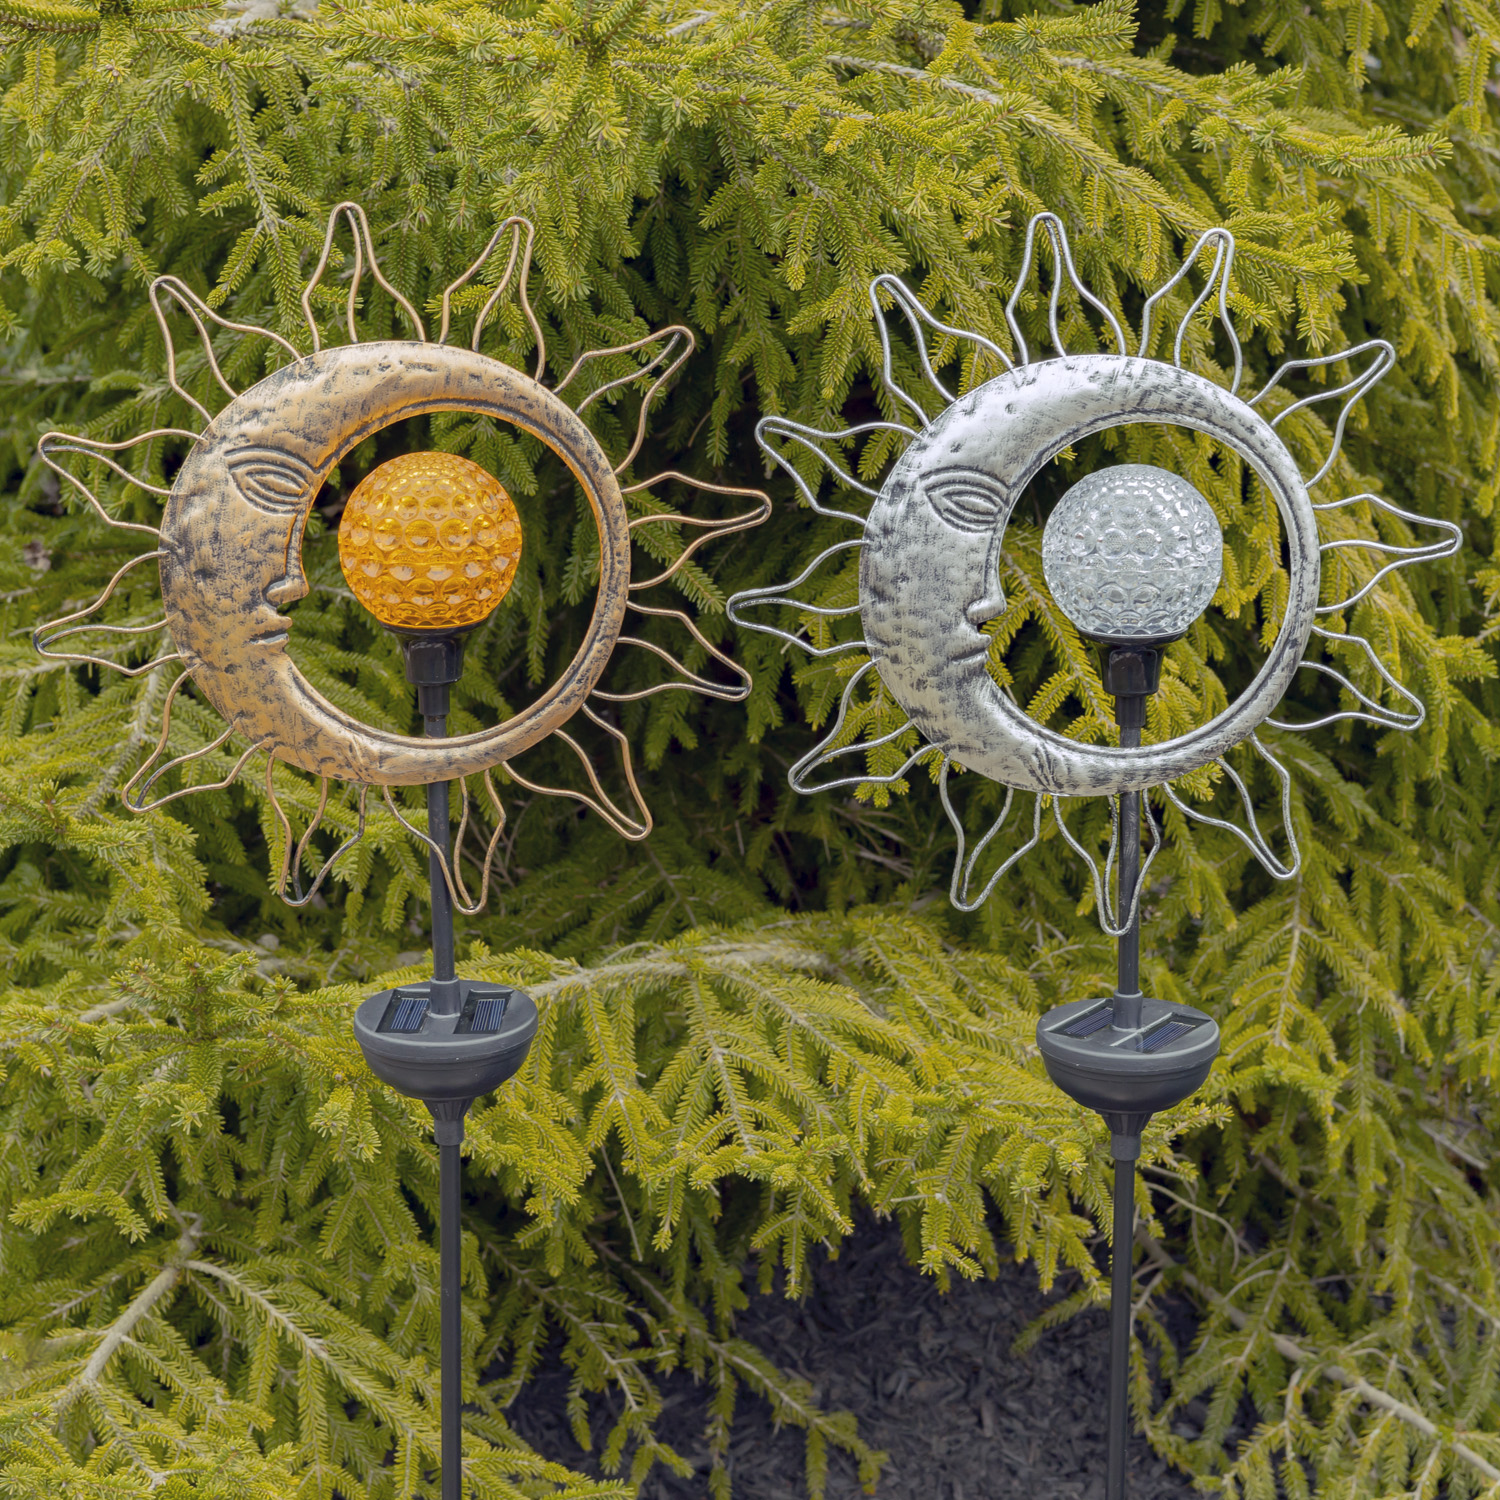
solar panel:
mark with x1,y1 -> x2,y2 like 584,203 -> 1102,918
1063,1008 -> 1113,1038
469,996 -> 508,1033
386,993 -> 428,1033
1141,1020 -> 1194,1053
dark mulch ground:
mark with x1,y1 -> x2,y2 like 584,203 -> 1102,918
505,1215 -> 1205,1499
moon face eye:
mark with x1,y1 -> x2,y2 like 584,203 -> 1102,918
921,468 -> 1014,534
226,447 -> 317,515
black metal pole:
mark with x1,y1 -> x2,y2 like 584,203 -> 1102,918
420,679 -> 463,1497
439,1135 -> 463,1500
1107,673 -> 1148,1500
1107,1151 -> 1134,1500
1113,710 -> 1144,1032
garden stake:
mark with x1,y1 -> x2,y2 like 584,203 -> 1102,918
33,199 -> 770,1498
727,210 -> 1459,1500
1033,468 -> 1228,1499
352,617 -> 539,1500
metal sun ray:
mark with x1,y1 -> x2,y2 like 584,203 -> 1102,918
379,773 -> 509,914
728,212 -> 1458,928
264,765 -> 371,910
936,764 -> 1164,938
32,201 -> 768,906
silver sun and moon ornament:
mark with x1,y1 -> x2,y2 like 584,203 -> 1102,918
726,211 -> 1460,1500
729,212 -> 1459,926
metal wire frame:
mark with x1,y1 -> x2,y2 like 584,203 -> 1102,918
778,659 -> 918,796
1136,227 -> 1244,395
149,274 -> 302,422
32,550 -> 181,679
937,762 -> 1163,934
1267,623 -> 1426,733
592,602 -> 752,704
265,760 -> 370,908
1314,492 -> 1463,614
940,774 -> 1039,912
120,670 -> 263,812
623,473 -> 772,590
753,414 -> 899,525
1054,788 -> 1163,939
380,771 -> 510,915
1004,211 -> 1128,367
437,216 -> 547,372
555,325 -> 694,477
789,734 -> 936,800
1158,733 -> 1301,881
574,474 -> 774,704
500,703 -> 652,842
1250,338 -> 1395,489
37,429 -> 190,538
724,539 -> 867,658
869,272 -> 1012,428
301,200 -> 428,350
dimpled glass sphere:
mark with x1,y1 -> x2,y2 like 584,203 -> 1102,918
1041,463 -> 1223,644
338,451 -> 522,630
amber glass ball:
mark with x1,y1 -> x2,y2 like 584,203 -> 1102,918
338,451 -> 522,630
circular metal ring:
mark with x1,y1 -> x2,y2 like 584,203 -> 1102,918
159,341 -> 630,786
859,354 -> 1320,796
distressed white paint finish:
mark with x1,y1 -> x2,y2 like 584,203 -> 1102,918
859,354 -> 1319,796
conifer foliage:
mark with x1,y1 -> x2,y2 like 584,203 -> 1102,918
1,1 -> 1499,1496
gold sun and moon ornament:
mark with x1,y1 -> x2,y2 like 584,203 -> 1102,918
30,202 -> 774,1498
33,201 -> 771,914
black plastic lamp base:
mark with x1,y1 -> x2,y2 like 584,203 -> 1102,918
1037,994 -> 1219,1500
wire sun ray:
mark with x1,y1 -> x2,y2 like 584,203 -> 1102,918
33,202 -> 769,909
727,212 -> 1460,930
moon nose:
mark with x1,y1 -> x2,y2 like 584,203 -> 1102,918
966,586 -> 1006,627
263,512 -> 311,608
963,528 -> 1007,628
265,574 -> 305,607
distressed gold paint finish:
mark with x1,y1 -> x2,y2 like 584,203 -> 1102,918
338,451 -> 522,629
159,341 -> 629,787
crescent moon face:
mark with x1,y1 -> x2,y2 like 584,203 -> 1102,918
159,342 -> 630,787
858,354 -> 1320,797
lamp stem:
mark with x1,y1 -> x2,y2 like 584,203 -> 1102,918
1107,683 -> 1148,1499
1114,711 -> 1144,1032
420,681 -> 459,1012
1107,1149 -> 1135,1500
420,678 -> 465,1498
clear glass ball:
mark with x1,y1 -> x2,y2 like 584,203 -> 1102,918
1041,464 -> 1222,643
